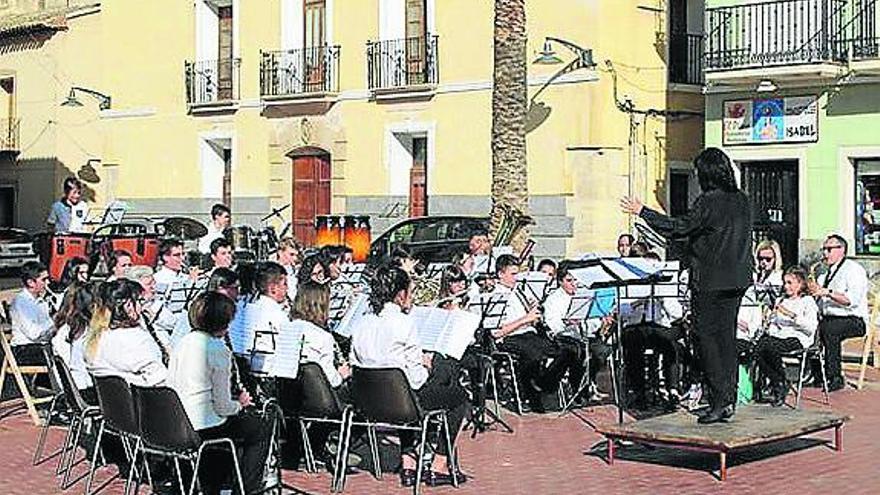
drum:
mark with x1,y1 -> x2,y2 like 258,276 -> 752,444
36,232 -> 92,282
343,215 -> 371,263
224,225 -> 257,252
315,215 -> 342,247
107,234 -> 160,267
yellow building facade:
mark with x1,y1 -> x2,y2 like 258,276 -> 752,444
2,0 -> 705,257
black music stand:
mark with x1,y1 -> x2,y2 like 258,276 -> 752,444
464,292 -> 514,436
556,289 -> 597,416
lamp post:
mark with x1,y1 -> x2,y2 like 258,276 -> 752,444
530,37 -> 596,105
61,87 -> 112,110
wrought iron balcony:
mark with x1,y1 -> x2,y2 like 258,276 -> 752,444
669,33 -> 704,85
705,0 -> 848,71
366,35 -> 439,92
184,58 -> 241,107
260,46 -> 341,98
0,118 -> 20,154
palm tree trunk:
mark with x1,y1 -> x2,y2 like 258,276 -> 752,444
491,0 -> 529,252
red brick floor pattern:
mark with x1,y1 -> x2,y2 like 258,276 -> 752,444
1,377 -> 878,495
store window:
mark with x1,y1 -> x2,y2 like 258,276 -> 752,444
855,158 -> 880,255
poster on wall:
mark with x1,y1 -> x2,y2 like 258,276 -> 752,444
723,96 -> 818,145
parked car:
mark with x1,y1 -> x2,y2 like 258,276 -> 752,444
0,228 -> 40,271
369,216 -> 489,266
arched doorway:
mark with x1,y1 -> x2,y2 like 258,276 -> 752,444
291,147 -> 331,246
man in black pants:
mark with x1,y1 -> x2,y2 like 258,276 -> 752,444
809,234 -> 868,391
622,147 -> 753,424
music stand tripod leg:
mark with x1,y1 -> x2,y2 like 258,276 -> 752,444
557,335 -> 592,417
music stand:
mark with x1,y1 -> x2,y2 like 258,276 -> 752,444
557,288 -> 597,416
464,291 -> 513,436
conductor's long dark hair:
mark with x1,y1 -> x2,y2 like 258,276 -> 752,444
694,147 -> 739,193
368,263 -> 411,314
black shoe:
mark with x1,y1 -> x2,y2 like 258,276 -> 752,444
425,470 -> 468,487
527,396 -> 545,414
771,388 -> 787,408
400,468 -> 419,488
828,379 -> 845,392
697,404 -> 735,425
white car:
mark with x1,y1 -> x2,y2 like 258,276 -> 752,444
0,228 -> 40,270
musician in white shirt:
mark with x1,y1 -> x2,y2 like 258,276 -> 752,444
168,291 -> 270,494
154,239 -> 189,289
9,261 -> 55,365
755,267 -> 819,406
232,262 -> 291,374
123,265 -> 177,355
736,240 -> 786,362
84,279 -> 167,387
350,264 -> 468,487
51,282 -> 97,402
275,237 -> 301,300
197,203 -> 231,254
293,281 -> 350,390
808,234 -> 869,391
170,268 -> 241,350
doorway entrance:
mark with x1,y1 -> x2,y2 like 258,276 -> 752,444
292,149 -> 331,246
741,160 -> 799,265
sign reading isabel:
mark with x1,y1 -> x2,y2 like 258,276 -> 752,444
723,96 -> 818,145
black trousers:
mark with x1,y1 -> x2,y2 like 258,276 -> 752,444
198,413 -> 272,494
496,332 -> 554,398
623,323 -> 683,395
691,289 -> 745,409
819,315 -> 866,382
11,343 -> 46,366
554,336 -> 587,392
755,335 -> 802,387
588,337 -> 611,382
401,364 -> 469,457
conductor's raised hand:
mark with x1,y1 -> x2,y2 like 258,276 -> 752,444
620,196 -> 644,216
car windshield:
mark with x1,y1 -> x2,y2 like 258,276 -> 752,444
0,230 -> 31,243
411,221 -> 449,242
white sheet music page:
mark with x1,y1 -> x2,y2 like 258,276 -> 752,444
228,300 -> 261,355
515,271 -> 552,304
332,293 -> 370,338
270,321 -> 304,379
410,307 -> 479,360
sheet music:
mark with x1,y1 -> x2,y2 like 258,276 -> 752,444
467,291 -> 510,331
269,321 -> 304,379
228,300 -> 269,355
587,287 -> 617,318
425,263 -> 450,279
410,306 -> 480,360
331,293 -> 370,338
564,287 -> 594,321
515,271 -> 552,304
337,263 -> 368,287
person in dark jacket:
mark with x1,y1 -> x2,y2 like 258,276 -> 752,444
621,147 -> 753,424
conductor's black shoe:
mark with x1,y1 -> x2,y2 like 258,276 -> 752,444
400,468 -> 419,488
697,404 -> 735,425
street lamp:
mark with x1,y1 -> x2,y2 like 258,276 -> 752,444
61,87 -> 112,110
530,37 -> 596,106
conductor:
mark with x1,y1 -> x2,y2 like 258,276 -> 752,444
621,148 -> 753,424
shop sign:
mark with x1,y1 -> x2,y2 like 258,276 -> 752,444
723,96 -> 819,145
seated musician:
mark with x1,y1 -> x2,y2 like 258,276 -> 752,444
275,237 -> 301,299
736,240 -> 786,363
55,256 -> 90,295
241,262 -> 291,373
319,245 -> 351,281
460,228 -> 490,276
616,233 -> 634,257
297,254 -> 330,286
543,262 -> 610,405
809,234 -> 868,392
9,261 -> 55,365
168,291 -> 270,494
51,281 -> 98,403
292,281 -> 351,392
170,268 -> 240,350
492,254 -> 573,413
106,249 -> 132,282
350,264 -> 469,487
154,239 -> 190,289
198,203 -> 231,254
754,267 -> 818,406
209,237 -> 235,271
536,259 -> 556,278
620,252 -> 685,411
84,279 -> 168,386
123,265 -> 177,356
46,176 -> 88,233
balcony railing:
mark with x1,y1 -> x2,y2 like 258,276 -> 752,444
705,0 -> 848,71
849,0 -> 879,59
185,58 -> 241,106
0,118 -> 20,153
669,33 -> 704,85
260,46 -> 341,97
366,35 -> 439,91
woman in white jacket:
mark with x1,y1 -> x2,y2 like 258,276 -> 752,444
754,267 -> 819,406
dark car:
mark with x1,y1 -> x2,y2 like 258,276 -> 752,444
369,216 -> 489,265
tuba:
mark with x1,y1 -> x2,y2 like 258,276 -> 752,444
492,203 -> 535,247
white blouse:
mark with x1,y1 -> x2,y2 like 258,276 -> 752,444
295,319 -> 343,388
86,326 -> 168,387
52,324 -> 92,390
766,296 -> 819,348
168,331 -> 241,430
350,302 -> 428,390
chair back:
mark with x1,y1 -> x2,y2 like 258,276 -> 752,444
351,366 -> 421,425
53,355 -> 89,415
278,362 -> 343,418
130,385 -> 202,453
92,375 -> 139,436
41,344 -> 63,393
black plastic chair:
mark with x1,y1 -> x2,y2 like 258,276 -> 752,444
277,363 -> 351,491
50,355 -> 101,489
86,375 -> 142,495
782,341 -> 830,408
130,384 -> 245,495
340,367 -> 458,495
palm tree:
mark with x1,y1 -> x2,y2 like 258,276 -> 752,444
491,0 -> 529,251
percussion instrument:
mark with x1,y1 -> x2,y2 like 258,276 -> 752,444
343,215 -> 371,263
33,232 -> 92,282
315,215 -> 342,247
105,233 -> 159,267
225,225 -> 259,262
158,216 -> 209,240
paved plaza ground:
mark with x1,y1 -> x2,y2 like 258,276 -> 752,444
1,368 -> 878,495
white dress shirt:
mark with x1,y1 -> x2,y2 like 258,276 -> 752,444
52,324 -> 92,390
765,296 -> 819,348
228,295 -> 289,374
168,331 -> 241,430
817,258 -> 869,320
154,267 -> 188,292
198,224 -> 225,254
9,289 -> 55,346
494,284 -> 536,338
543,288 -> 581,340
295,319 -> 343,388
86,326 -> 168,387
169,312 -> 193,351
349,302 -> 429,390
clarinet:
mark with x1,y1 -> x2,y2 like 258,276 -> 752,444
141,310 -> 171,366
223,333 -> 247,396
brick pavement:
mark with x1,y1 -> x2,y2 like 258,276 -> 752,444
1,371 -> 878,495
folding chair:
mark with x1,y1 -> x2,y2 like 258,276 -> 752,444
783,342 -> 830,409
0,303 -> 53,426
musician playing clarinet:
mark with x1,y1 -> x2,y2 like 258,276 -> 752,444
622,148 -> 752,424
169,291 -> 271,494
